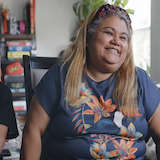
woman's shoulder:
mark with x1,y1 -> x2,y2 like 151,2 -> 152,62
136,67 -> 148,76
136,67 -> 151,82
136,67 -> 158,89
48,61 -> 69,77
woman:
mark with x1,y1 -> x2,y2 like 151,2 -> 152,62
0,82 -> 18,154
21,4 -> 160,160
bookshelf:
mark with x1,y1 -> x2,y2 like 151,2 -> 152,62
0,0 -> 36,159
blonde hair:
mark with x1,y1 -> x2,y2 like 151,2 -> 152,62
113,27 -> 138,117
61,8 -> 138,117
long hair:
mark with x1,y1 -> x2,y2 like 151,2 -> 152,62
113,27 -> 138,117
62,5 -> 138,117
61,9 -> 98,104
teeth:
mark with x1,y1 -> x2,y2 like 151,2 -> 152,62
106,48 -> 119,54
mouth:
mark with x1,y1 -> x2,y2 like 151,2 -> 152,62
105,48 -> 120,55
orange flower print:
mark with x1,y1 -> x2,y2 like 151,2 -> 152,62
70,83 -> 93,107
99,96 -> 117,117
113,139 -> 137,160
85,95 -> 117,123
90,134 -> 120,159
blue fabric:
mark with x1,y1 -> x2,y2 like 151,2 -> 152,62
34,63 -> 160,160
0,83 -> 18,139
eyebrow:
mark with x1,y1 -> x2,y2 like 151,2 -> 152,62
101,26 -> 129,37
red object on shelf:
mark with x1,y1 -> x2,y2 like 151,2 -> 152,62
0,69 -> 2,82
30,0 -> 36,34
3,10 -> 8,34
6,62 -> 24,76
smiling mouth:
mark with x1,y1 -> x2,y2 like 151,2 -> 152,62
105,48 -> 120,55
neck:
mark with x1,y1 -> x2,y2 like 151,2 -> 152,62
87,67 -> 113,82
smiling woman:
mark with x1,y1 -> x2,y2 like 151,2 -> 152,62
20,3 -> 160,160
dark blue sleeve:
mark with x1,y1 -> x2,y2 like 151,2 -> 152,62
34,64 -> 61,117
0,83 -> 19,139
137,68 -> 160,121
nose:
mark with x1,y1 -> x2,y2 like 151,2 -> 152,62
110,35 -> 120,46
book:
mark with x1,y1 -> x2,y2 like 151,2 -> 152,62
4,75 -> 24,83
6,62 -> 24,76
11,88 -> 25,93
6,40 -> 32,47
7,51 -> 30,59
3,9 -> 8,34
24,3 -> 31,34
13,100 -> 26,112
8,46 -> 32,51
5,82 -> 24,89
30,0 -> 36,34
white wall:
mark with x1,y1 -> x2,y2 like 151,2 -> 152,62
1,0 -> 77,57
0,0 -> 29,20
151,1 -> 160,84
36,0 -> 76,57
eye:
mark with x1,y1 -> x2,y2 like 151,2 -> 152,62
104,31 -> 113,35
120,35 -> 128,41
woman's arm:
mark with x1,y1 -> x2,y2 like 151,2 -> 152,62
149,104 -> 160,160
149,104 -> 160,135
20,95 -> 50,160
0,125 -> 8,153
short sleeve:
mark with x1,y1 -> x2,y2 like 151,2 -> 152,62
34,63 -> 61,117
0,83 -> 18,139
137,68 -> 160,121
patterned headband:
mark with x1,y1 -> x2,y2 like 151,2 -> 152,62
95,4 -> 131,25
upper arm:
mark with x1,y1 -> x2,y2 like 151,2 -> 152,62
137,68 -> 160,121
149,104 -> 160,136
0,124 -> 8,152
24,95 -> 50,136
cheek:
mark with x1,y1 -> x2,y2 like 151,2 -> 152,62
122,43 -> 129,55
121,45 -> 129,62
88,39 -> 104,55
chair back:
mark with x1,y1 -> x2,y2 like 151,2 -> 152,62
23,55 -> 59,111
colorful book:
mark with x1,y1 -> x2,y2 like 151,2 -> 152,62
6,40 -> 32,47
6,62 -> 24,76
7,51 -> 30,59
5,82 -> 24,89
4,75 -> 24,83
8,46 -> 32,51
10,88 -> 25,93
13,100 -> 26,112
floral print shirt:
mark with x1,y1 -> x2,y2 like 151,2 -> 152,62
34,63 -> 160,160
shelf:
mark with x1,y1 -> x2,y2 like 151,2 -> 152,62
0,34 -> 35,41
12,92 -> 25,98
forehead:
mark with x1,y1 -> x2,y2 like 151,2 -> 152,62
97,15 -> 129,34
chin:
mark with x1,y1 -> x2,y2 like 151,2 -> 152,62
103,63 -> 121,73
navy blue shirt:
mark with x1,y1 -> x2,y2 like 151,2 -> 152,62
0,83 -> 18,139
34,63 -> 160,160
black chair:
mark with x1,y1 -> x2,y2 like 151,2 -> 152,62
23,55 -> 59,111
23,55 -> 59,159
